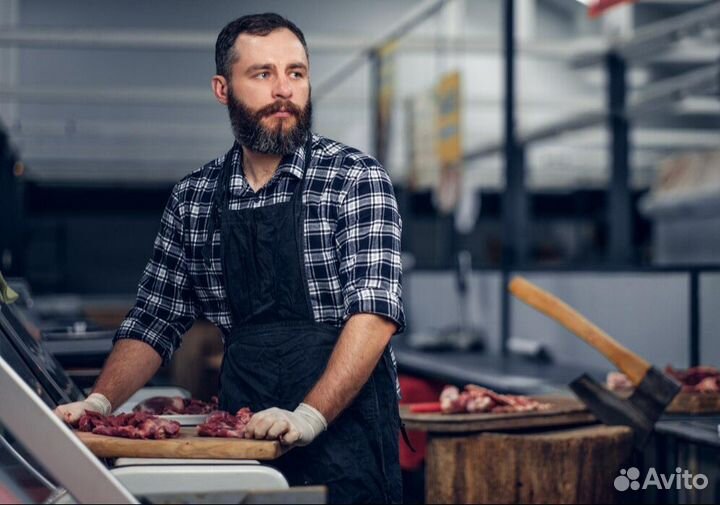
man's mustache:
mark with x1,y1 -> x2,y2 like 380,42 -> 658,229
256,100 -> 302,118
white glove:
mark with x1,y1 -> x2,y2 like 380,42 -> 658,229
54,393 -> 112,426
245,403 -> 327,447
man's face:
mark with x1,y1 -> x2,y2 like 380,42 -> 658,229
225,28 -> 311,155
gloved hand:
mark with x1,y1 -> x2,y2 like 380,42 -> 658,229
245,403 -> 327,447
54,393 -> 112,426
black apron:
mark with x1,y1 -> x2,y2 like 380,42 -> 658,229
213,139 -> 402,504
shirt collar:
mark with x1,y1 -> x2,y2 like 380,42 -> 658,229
228,135 -> 312,194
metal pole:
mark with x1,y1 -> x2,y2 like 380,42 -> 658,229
501,267 -> 511,356
502,0 -> 528,266
369,49 -> 383,163
500,0 -> 526,355
607,51 -> 632,264
689,270 -> 700,367
512,144 -> 528,261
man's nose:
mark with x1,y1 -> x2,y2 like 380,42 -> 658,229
272,74 -> 292,99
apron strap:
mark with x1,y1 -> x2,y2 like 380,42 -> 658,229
202,143 -> 236,265
400,423 -> 417,453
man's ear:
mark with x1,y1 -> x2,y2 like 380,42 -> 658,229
212,75 -> 229,106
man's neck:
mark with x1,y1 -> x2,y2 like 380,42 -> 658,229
241,146 -> 283,192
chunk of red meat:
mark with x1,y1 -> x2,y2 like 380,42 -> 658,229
665,366 -> 720,390
197,408 -> 254,438
695,376 -> 720,393
439,385 -> 549,414
611,367 -> 720,394
77,412 -> 181,439
133,396 -> 219,415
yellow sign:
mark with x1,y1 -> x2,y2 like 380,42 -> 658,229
435,71 -> 462,168
434,71 -> 463,213
407,71 -> 464,212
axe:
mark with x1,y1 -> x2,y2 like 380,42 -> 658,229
509,276 -> 681,448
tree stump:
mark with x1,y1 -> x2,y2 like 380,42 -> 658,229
426,425 -> 633,504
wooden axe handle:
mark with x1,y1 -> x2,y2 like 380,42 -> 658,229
509,276 -> 651,386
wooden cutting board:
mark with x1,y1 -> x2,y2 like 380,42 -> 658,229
401,395 -> 596,433
612,390 -> 720,415
665,392 -> 720,414
75,427 -> 286,460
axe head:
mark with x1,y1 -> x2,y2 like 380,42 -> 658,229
570,369 -> 681,449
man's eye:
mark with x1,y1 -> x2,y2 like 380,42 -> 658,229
290,72 -> 304,79
256,72 -> 269,79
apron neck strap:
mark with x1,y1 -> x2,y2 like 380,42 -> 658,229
202,144 -> 237,264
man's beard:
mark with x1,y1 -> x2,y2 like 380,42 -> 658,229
227,88 -> 312,155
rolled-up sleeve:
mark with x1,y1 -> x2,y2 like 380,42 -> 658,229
336,162 -> 405,332
113,186 -> 199,364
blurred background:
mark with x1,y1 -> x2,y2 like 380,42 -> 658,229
0,0 -> 718,397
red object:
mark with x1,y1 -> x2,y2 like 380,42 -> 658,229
665,365 -> 720,393
408,402 -> 442,413
588,0 -> 636,18
77,411 -> 181,439
439,384 -> 550,414
0,485 -> 21,505
197,407 -> 254,438
398,375 -> 445,471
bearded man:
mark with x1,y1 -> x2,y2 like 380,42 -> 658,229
54,12 -> 404,505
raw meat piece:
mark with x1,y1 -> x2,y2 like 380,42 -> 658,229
133,396 -> 219,415
78,411 -> 181,439
608,366 -> 720,394
133,396 -> 185,414
183,396 -> 220,415
197,408 -> 254,438
439,384 -> 550,414
665,366 -> 720,392
606,371 -> 635,393
694,376 -> 719,393
439,386 -> 468,413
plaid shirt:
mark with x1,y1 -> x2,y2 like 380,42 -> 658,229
114,133 -> 404,391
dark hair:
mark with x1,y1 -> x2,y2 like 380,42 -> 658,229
215,13 -> 309,78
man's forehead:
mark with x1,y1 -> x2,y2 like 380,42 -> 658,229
233,29 -> 308,65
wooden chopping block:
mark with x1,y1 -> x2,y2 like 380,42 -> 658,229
75,428 -> 286,460
426,425 -> 633,505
